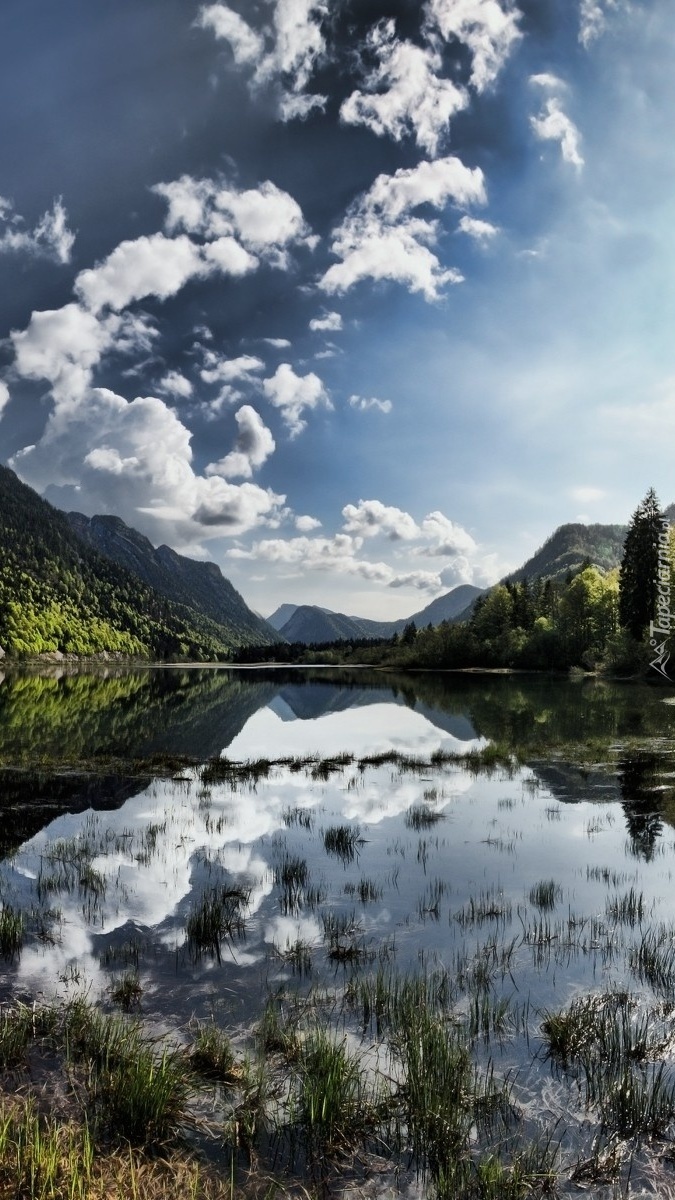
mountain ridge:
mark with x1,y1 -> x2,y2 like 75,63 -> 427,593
66,512 -> 278,647
0,464 -> 274,659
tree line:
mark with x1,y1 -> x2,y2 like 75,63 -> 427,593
238,490 -> 672,677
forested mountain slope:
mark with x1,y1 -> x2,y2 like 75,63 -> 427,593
0,465 -> 258,658
504,523 -> 628,584
67,512 -> 278,647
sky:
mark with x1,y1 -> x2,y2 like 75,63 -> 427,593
1,0 -> 674,620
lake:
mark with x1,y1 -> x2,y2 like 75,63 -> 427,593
1,665 -> 675,1196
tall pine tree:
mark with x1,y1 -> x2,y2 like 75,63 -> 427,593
618,488 -> 665,639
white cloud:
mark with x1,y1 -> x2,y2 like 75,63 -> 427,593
0,196 -> 75,264
11,303 -> 155,405
262,337 -> 292,348
196,4 -> 265,64
530,72 -> 566,90
579,0 -> 618,47
349,394 -> 392,414
75,233 -> 234,313
309,310 -> 342,332
322,212 -> 457,300
295,514 -> 322,532
228,532 -> 446,592
419,511 -> 477,555
458,215 -> 499,241
389,570 -> 445,591
262,362 -> 331,436
10,385 -> 285,549
200,353 -> 265,386
197,0 -> 328,121
342,499 -> 420,541
205,405 -> 275,479
320,157 -> 484,300
570,486 -> 605,503
425,0 -> 521,91
531,98 -> 584,169
0,381 -> 9,418
157,370 -> 194,399
340,20 -> 467,155
363,157 -> 486,223
155,175 -> 314,268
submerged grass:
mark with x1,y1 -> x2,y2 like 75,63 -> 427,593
186,885 -> 249,962
322,824 -> 363,864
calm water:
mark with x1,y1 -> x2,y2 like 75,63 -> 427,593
2,666 -> 675,1190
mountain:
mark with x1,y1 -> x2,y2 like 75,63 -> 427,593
276,583 -> 486,645
0,464 -> 269,659
267,603 -> 300,631
67,512 -> 278,647
277,605 -> 375,644
408,585 -> 485,627
504,523 -> 628,585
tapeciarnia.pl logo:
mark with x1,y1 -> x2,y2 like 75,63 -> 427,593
649,516 -> 673,681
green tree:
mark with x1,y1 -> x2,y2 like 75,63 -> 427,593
618,488 -> 666,639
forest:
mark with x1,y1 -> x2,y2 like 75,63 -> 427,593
237,492 -> 671,678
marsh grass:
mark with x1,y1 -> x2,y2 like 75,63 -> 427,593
0,905 -> 24,958
606,887 -> 646,926
110,972 -> 143,1011
344,877 -> 382,904
405,803 -> 445,831
629,927 -> 675,995
528,880 -> 562,911
322,824 -> 363,864
275,937 -> 313,976
293,1026 -> 373,1152
274,854 -> 310,915
186,885 -> 249,962
190,1021 -> 235,1083
455,889 -> 512,928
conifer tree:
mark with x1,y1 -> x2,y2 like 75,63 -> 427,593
618,488 -> 664,639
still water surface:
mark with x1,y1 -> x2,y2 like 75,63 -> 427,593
0,667 -> 672,1019
2,667 -> 675,1190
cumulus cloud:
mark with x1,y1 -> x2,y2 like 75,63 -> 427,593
205,405 -> 275,479
458,215 -> 499,241
197,0 -> 328,120
75,231 -> 256,314
424,0 -> 521,91
11,303 -> 156,406
225,498 -> 497,594
262,337 -> 292,348
10,385 -> 285,549
295,514 -> 322,532
0,381 -> 9,418
0,196 -> 75,264
320,156 -> 484,300
228,532 -> 445,591
531,98 -> 584,169
364,157 -> 486,223
262,362 -> 331,436
418,511 -> 478,556
154,175 -> 314,268
342,499 -> 420,541
157,370 -> 194,399
196,353 -> 265,410
309,310 -> 342,332
340,19 -> 467,155
349,394 -> 392,414
200,353 -> 265,386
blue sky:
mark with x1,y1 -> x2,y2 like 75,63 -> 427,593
1,0 -> 674,619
